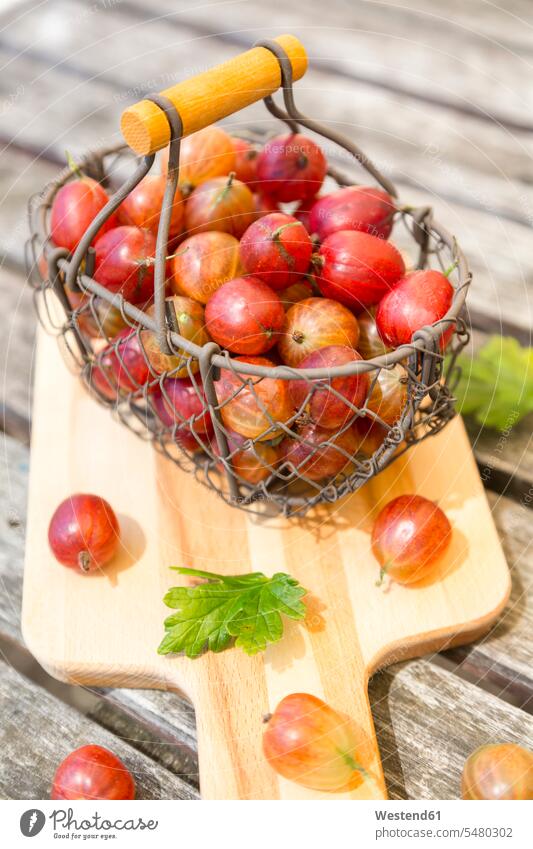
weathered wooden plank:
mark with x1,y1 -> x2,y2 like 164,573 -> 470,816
4,0 -> 533,225
369,659 -> 533,800
0,265 -> 36,426
0,660 -> 198,799
374,0 -> 533,49
1,5 -> 533,330
120,0 -> 533,129
447,491 -> 533,706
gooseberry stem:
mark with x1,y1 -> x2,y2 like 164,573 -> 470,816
443,261 -> 459,278
65,150 -> 84,181
375,561 -> 391,588
78,551 -> 91,573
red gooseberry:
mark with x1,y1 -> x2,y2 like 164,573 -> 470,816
50,177 -> 118,254
215,356 -> 292,441
315,230 -> 405,312
141,295 -> 210,377
93,225 -> 157,305
263,693 -> 368,792
376,269 -> 454,349
161,125 -> 235,188
118,174 -> 184,242
239,212 -> 313,290
281,423 -> 358,481
48,494 -> 120,573
371,494 -> 452,585
289,345 -> 370,429
205,276 -> 285,356
91,327 -> 151,400
213,429 -> 281,485
256,133 -> 327,202
170,231 -> 242,304
278,297 -> 360,368
51,745 -> 135,799
231,136 -> 260,186
184,173 -> 255,238
461,743 -> 533,800
308,186 -> 395,242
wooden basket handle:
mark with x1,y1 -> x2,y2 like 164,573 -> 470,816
120,35 -> 307,156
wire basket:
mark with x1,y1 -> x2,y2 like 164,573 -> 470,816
26,37 -> 471,517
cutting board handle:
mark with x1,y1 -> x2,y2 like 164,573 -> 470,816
173,647 -> 387,800
120,35 -> 307,155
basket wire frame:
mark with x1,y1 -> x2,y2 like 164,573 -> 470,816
26,40 -> 471,517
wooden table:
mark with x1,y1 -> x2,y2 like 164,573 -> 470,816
0,0 -> 532,800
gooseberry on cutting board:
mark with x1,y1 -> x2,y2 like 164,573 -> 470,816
371,494 -> 452,585
376,269 -> 454,349
289,345 -> 370,429
184,173 -> 255,238
281,423 -> 358,481
51,745 -> 135,799
205,276 -> 285,355
461,743 -> 533,800
50,177 -> 118,253
278,297 -> 360,367
162,125 -> 236,188
48,494 -> 120,573
256,133 -> 327,202
118,174 -> 184,242
308,185 -> 395,241
263,693 -> 368,792
170,231 -> 241,304
215,356 -> 292,441
314,230 -> 405,312
141,295 -> 210,377
239,212 -> 313,289
93,225 -> 156,305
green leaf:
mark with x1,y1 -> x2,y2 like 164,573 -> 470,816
454,336 -> 533,430
158,568 -> 307,658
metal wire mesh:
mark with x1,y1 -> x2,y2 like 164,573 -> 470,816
26,43 -> 471,517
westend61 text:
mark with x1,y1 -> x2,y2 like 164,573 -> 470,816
375,810 -> 441,821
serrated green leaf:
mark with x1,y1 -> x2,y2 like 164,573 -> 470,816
454,336 -> 533,430
158,568 -> 307,658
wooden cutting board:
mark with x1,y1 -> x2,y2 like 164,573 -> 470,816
22,326 -> 511,799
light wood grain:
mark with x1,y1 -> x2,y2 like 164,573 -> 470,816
20,325 -> 510,799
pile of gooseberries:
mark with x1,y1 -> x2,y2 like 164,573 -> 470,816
48,125 -> 456,492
